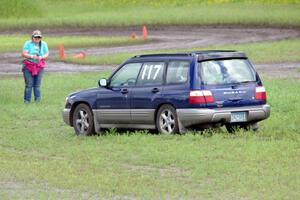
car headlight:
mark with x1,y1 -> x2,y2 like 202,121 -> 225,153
65,96 -> 69,104
64,96 -> 71,108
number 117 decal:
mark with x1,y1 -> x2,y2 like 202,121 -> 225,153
141,64 -> 163,80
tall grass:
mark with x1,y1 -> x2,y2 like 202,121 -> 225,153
0,0 -> 41,18
0,1 -> 299,29
0,72 -> 299,198
51,0 -> 300,7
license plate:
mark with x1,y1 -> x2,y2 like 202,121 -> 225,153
230,112 -> 247,122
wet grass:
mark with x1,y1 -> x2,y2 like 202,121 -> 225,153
62,38 -> 300,65
0,72 -> 299,199
0,1 -> 300,29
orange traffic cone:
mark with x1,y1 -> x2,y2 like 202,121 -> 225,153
59,44 -> 65,60
142,25 -> 148,40
131,32 -> 137,39
73,51 -> 86,59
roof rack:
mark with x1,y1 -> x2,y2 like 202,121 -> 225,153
131,50 -> 246,60
133,53 -> 193,58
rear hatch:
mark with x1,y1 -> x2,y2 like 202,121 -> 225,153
198,58 -> 265,108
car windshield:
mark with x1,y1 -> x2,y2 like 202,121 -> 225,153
199,59 -> 256,85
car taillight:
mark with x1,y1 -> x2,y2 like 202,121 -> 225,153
255,86 -> 267,100
189,90 -> 215,104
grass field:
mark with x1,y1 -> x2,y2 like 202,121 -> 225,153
0,0 -> 300,29
0,72 -> 299,199
61,38 -> 300,65
1,0 -> 299,199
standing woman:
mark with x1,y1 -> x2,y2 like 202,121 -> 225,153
22,30 -> 49,103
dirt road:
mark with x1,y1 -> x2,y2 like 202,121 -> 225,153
1,25 -> 299,77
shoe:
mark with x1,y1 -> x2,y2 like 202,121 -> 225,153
35,98 -> 41,103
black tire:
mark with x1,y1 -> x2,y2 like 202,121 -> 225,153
225,124 -> 239,133
225,123 -> 258,133
72,103 -> 95,136
156,105 -> 179,134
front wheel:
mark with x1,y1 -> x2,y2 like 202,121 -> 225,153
72,103 -> 95,136
156,105 -> 179,134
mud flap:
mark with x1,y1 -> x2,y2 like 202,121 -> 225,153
93,112 -> 103,134
250,122 -> 259,131
178,118 -> 187,134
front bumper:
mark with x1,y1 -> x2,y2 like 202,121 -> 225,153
63,108 -> 71,126
177,104 -> 270,127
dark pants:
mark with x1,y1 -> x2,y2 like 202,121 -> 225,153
23,67 -> 44,103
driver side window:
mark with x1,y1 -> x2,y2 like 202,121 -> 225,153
110,63 -> 142,87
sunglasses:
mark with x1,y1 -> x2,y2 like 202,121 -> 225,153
33,36 -> 42,39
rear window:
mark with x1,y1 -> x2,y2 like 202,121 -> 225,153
199,59 -> 256,85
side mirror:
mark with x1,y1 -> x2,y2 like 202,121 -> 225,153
98,78 -> 107,87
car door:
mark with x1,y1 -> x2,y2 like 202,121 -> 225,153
96,63 -> 142,124
130,62 -> 166,124
162,60 -> 191,108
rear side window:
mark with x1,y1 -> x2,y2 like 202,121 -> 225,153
166,61 -> 189,84
136,62 -> 165,86
199,59 -> 256,85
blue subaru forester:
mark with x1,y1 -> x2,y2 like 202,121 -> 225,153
63,50 -> 270,135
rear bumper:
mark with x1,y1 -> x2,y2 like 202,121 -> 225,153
177,104 -> 270,127
63,108 -> 71,126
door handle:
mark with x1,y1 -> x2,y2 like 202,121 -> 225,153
121,88 -> 128,94
152,88 -> 160,93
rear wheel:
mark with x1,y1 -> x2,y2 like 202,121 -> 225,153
72,103 -> 95,136
225,124 -> 240,133
156,105 -> 179,134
